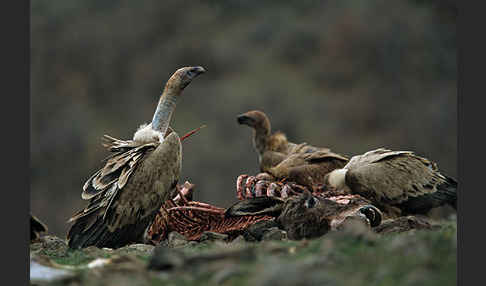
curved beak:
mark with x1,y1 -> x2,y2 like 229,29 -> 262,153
237,114 -> 254,125
192,66 -> 206,76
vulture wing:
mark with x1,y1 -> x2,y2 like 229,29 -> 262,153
343,148 -> 413,168
268,149 -> 349,187
288,142 -> 330,155
260,151 -> 289,172
81,135 -> 159,201
302,150 -> 349,164
345,149 -> 456,213
67,132 -> 182,249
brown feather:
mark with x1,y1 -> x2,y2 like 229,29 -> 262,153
68,66 -> 205,249
81,140 -> 157,200
268,150 -> 349,187
343,148 -> 457,214
237,110 -> 346,173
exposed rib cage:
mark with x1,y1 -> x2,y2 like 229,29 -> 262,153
146,182 -> 271,243
146,173 -> 356,244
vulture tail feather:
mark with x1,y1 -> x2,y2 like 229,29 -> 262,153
400,175 -> 458,214
67,209 -> 159,249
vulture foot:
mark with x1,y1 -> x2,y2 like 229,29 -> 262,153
235,174 -> 307,200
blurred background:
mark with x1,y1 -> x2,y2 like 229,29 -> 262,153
31,0 -> 457,238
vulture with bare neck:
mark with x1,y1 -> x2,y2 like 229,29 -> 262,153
322,148 -> 457,216
237,110 -> 345,173
67,66 -> 206,249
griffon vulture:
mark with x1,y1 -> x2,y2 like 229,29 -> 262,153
322,148 -> 457,216
237,110 -> 340,172
67,66 -> 206,249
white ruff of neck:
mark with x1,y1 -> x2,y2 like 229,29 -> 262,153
133,123 -> 164,143
328,168 -> 348,189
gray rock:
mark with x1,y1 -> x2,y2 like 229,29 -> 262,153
83,245 -> 110,257
114,243 -> 155,256
262,227 -> 287,241
186,241 -> 200,248
244,220 -> 279,241
230,235 -> 247,245
250,257 -> 335,286
167,231 -> 189,248
199,231 -> 229,242
374,216 -> 441,234
33,235 -> 69,258
147,246 -> 186,271
210,265 -> 242,285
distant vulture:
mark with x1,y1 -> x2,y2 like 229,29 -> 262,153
225,191 -> 382,240
30,214 -> 47,241
237,110 -> 339,172
322,148 -> 457,216
67,66 -> 206,249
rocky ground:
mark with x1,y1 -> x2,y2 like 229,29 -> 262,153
30,215 -> 456,286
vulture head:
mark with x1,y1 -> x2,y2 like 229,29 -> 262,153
148,66 -> 206,136
165,66 -> 206,91
237,110 -> 271,135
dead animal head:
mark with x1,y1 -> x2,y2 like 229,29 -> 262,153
225,191 -> 382,240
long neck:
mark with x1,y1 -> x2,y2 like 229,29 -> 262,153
151,85 -> 180,134
253,127 -> 270,155
252,116 -> 271,155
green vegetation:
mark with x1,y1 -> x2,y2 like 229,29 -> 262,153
31,219 -> 456,286
51,250 -> 99,266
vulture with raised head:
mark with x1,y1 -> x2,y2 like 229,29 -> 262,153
237,110 -> 339,172
31,214 -> 47,241
322,148 -> 457,216
67,66 -> 206,249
